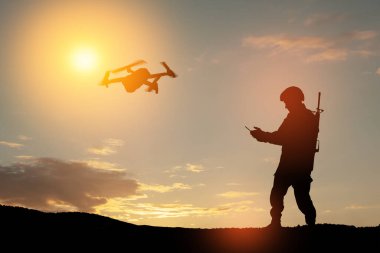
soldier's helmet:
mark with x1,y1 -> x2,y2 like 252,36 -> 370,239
280,86 -> 304,102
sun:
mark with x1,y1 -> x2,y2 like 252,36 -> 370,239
71,48 -> 97,72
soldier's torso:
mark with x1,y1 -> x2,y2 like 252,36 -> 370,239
276,107 -> 317,175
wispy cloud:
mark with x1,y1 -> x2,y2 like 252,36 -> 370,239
17,135 -> 32,141
104,138 -> 124,147
15,155 -> 35,160
345,204 -> 380,210
304,13 -> 346,27
186,163 -> 204,173
351,49 -> 376,58
164,165 -> 182,174
164,163 -> 206,178
243,30 -> 378,62
0,135 -> 33,149
217,191 -> 259,199
78,159 -> 125,172
243,35 -> 331,51
87,146 -> 115,156
139,183 -> 191,193
306,48 -> 348,62
96,199 -> 257,221
87,138 -> 124,156
348,30 -> 377,41
0,141 -> 24,149
0,158 -> 138,212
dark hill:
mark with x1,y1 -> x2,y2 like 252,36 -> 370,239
0,205 -> 378,252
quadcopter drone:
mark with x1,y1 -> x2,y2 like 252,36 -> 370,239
100,60 -> 177,94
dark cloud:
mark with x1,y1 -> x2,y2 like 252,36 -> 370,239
0,158 -> 138,212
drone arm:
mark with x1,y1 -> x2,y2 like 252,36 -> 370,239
111,60 -> 146,74
105,77 -> 125,84
110,65 -> 132,74
152,75 -> 161,82
150,73 -> 166,79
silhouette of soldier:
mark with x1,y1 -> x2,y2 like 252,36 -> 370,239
250,86 -> 317,228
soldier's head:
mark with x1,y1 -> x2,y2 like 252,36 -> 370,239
280,86 -> 304,112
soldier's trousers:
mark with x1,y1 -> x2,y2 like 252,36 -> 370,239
270,174 -> 316,225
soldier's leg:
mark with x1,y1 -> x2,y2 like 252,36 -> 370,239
293,177 -> 316,226
269,175 -> 291,226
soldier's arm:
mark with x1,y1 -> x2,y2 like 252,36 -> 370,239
256,118 -> 288,145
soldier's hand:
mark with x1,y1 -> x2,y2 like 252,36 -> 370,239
250,127 -> 267,142
250,127 -> 262,138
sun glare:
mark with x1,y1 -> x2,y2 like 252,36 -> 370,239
72,48 -> 97,72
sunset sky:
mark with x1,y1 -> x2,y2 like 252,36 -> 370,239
0,0 -> 379,228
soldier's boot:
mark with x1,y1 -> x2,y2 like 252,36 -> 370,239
265,217 -> 281,229
306,215 -> 316,226
305,206 -> 316,226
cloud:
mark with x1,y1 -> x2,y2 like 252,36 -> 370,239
217,191 -> 259,199
96,199 -> 256,221
306,48 -> 348,62
17,135 -> 32,141
344,204 -> 380,210
351,49 -> 376,58
164,165 -> 182,174
304,13 -> 346,27
15,155 -> 35,160
243,35 -> 332,51
186,163 -> 204,173
79,159 -> 125,172
0,158 -> 138,212
164,163 -> 205,178
139,183 -> 191,193
243,34 -> 341,62
243,30 -> 378,62
87,138 -> 124,156
87,146 -> 115,156
376,67 -> 380,76
0,141 -> 24,149
348,30 -> 377,41
0,135 -> 32,149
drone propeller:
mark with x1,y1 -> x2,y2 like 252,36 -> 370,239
111,60 -> 147,73
161,62 -> 177,78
